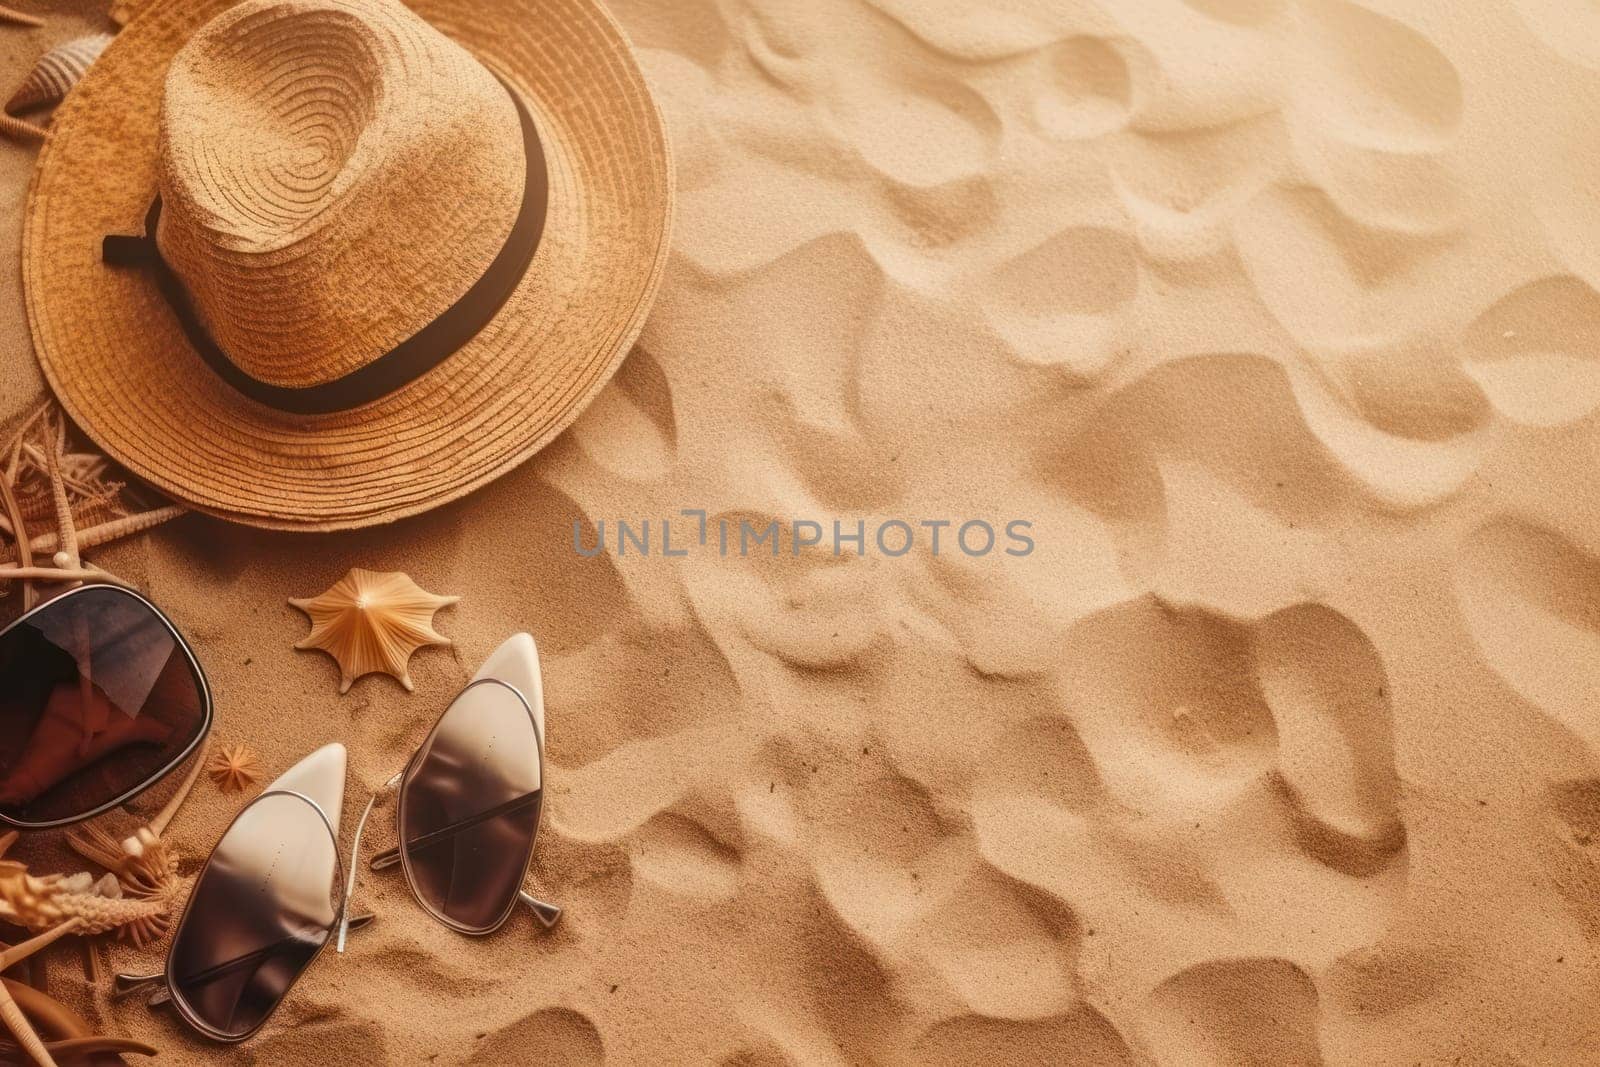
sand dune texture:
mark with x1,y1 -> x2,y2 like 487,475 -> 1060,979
4,0 -> 1600,1063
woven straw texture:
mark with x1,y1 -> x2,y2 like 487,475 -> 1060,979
22,0 -> 673,530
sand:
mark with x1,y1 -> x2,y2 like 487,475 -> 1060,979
4,0 -> 1600,1062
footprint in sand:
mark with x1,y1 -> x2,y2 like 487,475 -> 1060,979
859,0 -> 1058,62
743,234 -> 912,511
1287,1 -> 1465,231
1182,0 -> 1287,25
972,716 -> 1104,815
911,1006 -> 1135,1067
981,226 -> 1140,378
1143,957 -> 1322,1066
1461,275 -> 1600,427
1110,116 -> 1277,265
809,771 -> 953,941
567,345 -> 678,483
914,870 -> 1083,1019
692,514 -> 890,673
1294,0 -> 1461,152
776,3 -> 1003,191
801,762 -> 1113,1045
1253,603 -> 1404,874
836,71 -> 1002,188
468,1007 -> 604,1066
975,594 -> 1406,1009
1032,36 -> 1133,141
1454,518 -> 1600,745
1315,334 -> 1488,444
1055,596 -> 1278,810
1038,354 -> 1376,579
632,810 -> 743,902
1234,184 -> 1449,345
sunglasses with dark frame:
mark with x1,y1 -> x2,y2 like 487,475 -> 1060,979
0,583 -> 212,829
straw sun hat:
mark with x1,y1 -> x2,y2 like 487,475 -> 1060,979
22,0 -> 672,530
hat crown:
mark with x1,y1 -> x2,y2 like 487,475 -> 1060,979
154,0 -> 525,390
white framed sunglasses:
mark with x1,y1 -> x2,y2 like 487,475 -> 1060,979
115,634 -> 558,1042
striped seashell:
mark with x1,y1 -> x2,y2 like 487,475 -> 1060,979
0,112 -> 47,143
5,33 -> 113,116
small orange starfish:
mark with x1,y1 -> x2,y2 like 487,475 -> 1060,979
207,743 -> 260,794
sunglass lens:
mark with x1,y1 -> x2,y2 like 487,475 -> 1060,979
399,679 -> 542,933
168,791 -> 341,1040
0,586 -> 207,826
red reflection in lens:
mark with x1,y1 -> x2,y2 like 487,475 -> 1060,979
0,586 -> 208,826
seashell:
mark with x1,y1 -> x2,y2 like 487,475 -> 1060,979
208,742 -> 260,794
5,34 -> 113,116
290,568 -> 458,693
0,112 -> 47,143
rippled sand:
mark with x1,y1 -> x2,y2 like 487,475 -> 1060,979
5,0 -> 1600,1063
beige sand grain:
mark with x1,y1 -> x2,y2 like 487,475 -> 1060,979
4,0 -> 1600,1063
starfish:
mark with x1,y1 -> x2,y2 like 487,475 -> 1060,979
207,743 -> 260,794
290,568 -> 458,693
0,402 -> 184,609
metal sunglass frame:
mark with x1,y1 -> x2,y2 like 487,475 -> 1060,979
160,783 -> 345,1043
0,583 -> 213,830
338,676 -> 559,950
115,675 -> 557,1042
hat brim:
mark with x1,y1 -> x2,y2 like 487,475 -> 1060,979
23,0 -> 673,531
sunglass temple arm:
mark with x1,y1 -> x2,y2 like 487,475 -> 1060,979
113,913 -> 377,1006
337,771 -> 403,954
368,844 -> 561,929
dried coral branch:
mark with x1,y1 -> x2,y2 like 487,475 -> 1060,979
0,456 -> 36,611
26,506 -> 185,555
0,566 -> 131,587
3,827 -> 177,949
64,825 -> 171,901
0,863 -> 170,943
42,441 -> 75,571
0,403 -> 184,605
149,741 -> 206,838
0,919 -> 83,1067
64,743 -> 206,945
0,6 -> 44,28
